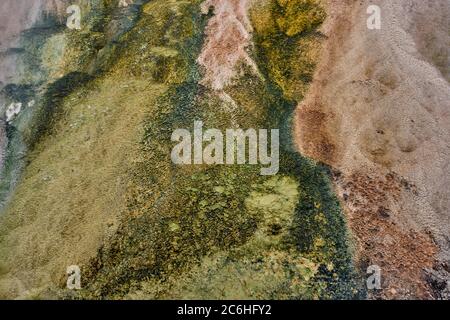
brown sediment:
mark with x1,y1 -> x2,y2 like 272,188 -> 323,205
295,0 -> 450,299
332,170 -> 438,299
296,105 -> 337,164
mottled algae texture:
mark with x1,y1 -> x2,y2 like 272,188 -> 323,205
0,0 -> 362,299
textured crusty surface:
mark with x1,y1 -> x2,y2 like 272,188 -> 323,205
295,0 -> 450,298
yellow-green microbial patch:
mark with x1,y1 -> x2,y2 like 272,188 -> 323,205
0,74 -> 168,298
250,0 -> 325,101
275,0 -> 326,36
127,177 -> 323,299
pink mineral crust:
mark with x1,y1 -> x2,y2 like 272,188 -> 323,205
197,0 -> 259,91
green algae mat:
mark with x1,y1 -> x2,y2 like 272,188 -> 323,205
0,0 -> 363,299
